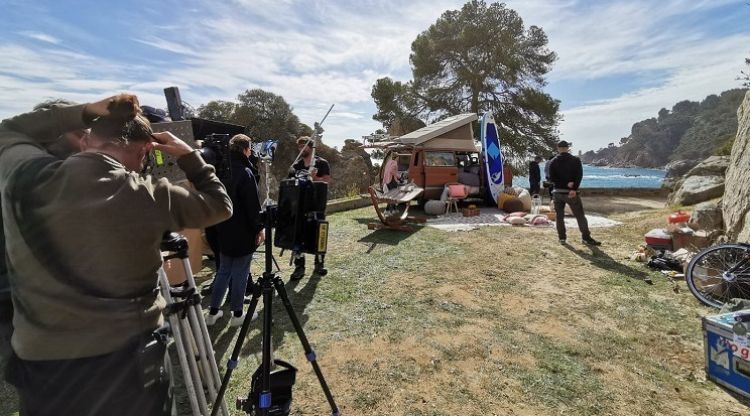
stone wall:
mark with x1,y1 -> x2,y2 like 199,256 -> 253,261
723,90 -> 750,241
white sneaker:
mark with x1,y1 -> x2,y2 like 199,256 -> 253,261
205,310 -> 223,326
229,311 -> 258,327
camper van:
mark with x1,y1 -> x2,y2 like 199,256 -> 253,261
376,114 -> 487,202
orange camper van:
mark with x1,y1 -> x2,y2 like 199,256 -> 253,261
375,114 -> 486,202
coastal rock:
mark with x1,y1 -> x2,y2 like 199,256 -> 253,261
684,156 -> 730,177
592,159 -> 608,167
662,177 -> 681,191
689,200 -> 724,231
664,159 -> 700,179
723,90 -> 750,241
671,175 -> 725,206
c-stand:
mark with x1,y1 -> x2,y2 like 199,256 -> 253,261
211,203 -> 339,416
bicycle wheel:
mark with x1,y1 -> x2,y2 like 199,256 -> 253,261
686,244 -> 750,308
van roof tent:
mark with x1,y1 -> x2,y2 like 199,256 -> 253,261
397,113 -> 479,152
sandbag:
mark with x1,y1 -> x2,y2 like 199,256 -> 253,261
508,216 -> 526,226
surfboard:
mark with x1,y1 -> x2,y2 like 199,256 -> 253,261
480,112 -> 504,204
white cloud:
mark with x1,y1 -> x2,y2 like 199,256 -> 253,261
1,0 -> 747,152
561,42 -> 748,152
18,31 -> 61,45
546,0 -> 750,152
133,37 -> 201,56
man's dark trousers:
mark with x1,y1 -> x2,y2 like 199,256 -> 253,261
553,192 -> 591,240
529,182 -> 541,196
5,332 -> 173,416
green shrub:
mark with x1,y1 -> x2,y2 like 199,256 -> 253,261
715,135 -> 736,156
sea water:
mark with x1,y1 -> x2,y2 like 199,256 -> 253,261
514,164 -> 665,188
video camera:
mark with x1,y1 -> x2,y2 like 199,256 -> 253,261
198,133 -> 231,180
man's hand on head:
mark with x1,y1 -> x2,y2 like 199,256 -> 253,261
84,94 -> 140,121
150,132 -> 193,158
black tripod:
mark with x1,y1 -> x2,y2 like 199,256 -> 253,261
211,205 -> 340,416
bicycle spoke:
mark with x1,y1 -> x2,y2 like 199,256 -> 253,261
688,245 -> 750,308
733,282 -> 750,300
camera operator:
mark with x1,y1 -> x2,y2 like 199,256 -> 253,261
206,134 -> 265,327
288,136 -> 330,280
1,99 -> 88,361
0,94 -> 232,416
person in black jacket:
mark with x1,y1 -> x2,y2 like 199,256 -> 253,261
529,156 -> 542,196
548,141 -> 601,246
288,136 -> 331,280
206,134 -> 265,327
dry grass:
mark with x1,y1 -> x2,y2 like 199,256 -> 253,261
2,196 -> 748,415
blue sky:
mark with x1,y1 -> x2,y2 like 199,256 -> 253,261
1,0 -> 749,153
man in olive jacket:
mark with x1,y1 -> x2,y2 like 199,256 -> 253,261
0,95 -> 232,415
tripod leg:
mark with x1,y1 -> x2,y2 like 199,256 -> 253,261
159,270 -> 202,416
178,303 -> 210,415
186,308 -> 219,407
181,259 -> 230,416
272,277 -> 340,415
210,286 -> 262,416
258,275 -> 275,416
272,254 -> 282,272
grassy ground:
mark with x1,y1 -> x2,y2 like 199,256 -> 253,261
2,196 -> 749,415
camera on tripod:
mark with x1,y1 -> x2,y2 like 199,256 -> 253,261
199,133 -> 232,180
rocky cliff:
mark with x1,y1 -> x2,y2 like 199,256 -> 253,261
580,89 -> 746,168
723,90 -> 750,241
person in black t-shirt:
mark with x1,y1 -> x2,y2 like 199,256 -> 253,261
529,156 -> 542,196
288,136 -> 331,280
548,140 -> 601,246
289,136 -> 331,182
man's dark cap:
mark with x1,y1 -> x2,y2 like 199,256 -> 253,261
557,140 -> 572,148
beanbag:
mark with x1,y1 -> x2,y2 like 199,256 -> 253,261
516,189 -> 532,211
502,198 -> 524,213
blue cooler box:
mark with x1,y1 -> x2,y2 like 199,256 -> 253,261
703,312 -> 750,399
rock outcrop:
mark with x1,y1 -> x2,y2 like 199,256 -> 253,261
662,159 -> 700,190
671,175 -> 725,206
723,90 -> 750,241
669,155 -> 730,206
689,200 -> 724,231
684,156 -> 730,177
